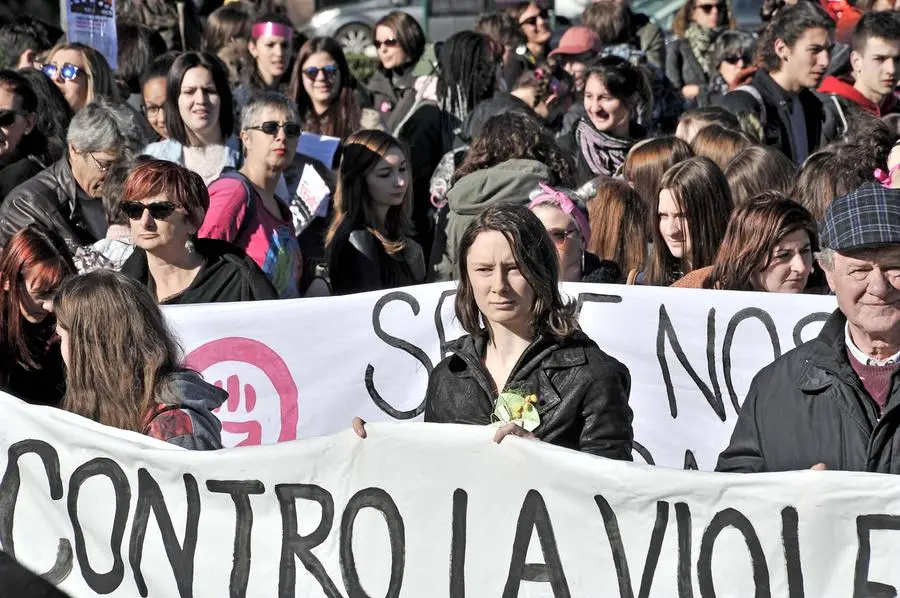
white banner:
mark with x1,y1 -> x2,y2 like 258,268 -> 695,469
3,395 -> 900,598
164,283 -> 836,470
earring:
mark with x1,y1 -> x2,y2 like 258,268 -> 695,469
185,237 -> 195,254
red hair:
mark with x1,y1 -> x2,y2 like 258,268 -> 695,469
122,159 -> 210,228
0,225 -> 76,370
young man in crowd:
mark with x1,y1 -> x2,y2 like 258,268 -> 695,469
722,1 -> 835,164
818,10 -> 900,140
717,182 -> 900,473
0,17 -> 61,70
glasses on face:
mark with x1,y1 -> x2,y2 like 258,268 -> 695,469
85,152 -> 113,172
721,55 -> 745,65
695,2 -> 725,14
120,200 -> 177,220
519,9 -> 549,27
247,120 -> 302,138
302,64 -> 339,81
142,103 -> 164,117
548,228 -> 580,246
0,109 -> 21,128
41,62 -> 84,82
374,38 -> 399,50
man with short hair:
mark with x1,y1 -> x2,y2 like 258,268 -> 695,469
818,11 -> 900,139
722,1 -> 834,164
0,17 -> 61,70
717,182 -> 900,473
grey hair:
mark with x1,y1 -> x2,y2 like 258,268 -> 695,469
712,30 -> 757,71
816,247 -> 835,270
66,98 -> 147,157
240,91 -> 301,131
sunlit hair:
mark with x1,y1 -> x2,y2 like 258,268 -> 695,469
375,12 -> 427,67
690,124 -> 755,172
584,56 -> 653,125
725,145 -> 796,205
122,159 -> 210,228
325,129 -> 413,260
673,0 -> 736,38
648,156 -> 733,286
47,42 -> 118,105
792,147 -> 842,221
165,52 -> 235,146
0,225 -> 75,370
288,36 -> 361,141
756,1 -> 834,72
581,1 -> 630,44
706,192 -> 818,291
455,203 -> 579,341
201,2 -> 253,54
56,270 -> 184,434
623,136 -> 694,205
586,179 -> 649,278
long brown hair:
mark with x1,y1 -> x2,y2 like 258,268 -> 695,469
0,225 -> 75,371
587,179 -> 648,277
689,124 -> 755,172
648,156 -> 733,286
725,145 -> 796,205
455,204 -> 578,341
325,129 -> 414,258
623,136 -> 694,205
673,0 -> 736,38
706,192 -> 818,291
56,270 -> 183,433
288,37 -> 361,140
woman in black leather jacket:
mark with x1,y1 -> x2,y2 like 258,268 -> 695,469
424,204 -> 633,459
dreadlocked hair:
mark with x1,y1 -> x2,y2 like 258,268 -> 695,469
437,31 -> 497,122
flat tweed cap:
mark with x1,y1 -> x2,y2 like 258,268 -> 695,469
820,182 -> 900,251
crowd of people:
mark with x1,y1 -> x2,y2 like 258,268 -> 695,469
0,0 -> 900,566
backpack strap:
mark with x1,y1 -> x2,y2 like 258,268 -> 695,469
734,84 -> 767,128
217,169 -> 258,245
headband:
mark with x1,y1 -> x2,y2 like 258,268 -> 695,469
252,22 -> 293,40
528,183 -> 591,245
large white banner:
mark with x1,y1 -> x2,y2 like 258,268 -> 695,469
164,283 -> 836,470
4,394 -> 900,598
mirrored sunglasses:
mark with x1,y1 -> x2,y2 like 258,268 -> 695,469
247,121 -> 302,138
41,62 -> 84,82
302,64 -> 339,81
120,201 -> 177,220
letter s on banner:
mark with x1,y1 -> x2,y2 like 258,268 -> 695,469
185,337 -> 299,446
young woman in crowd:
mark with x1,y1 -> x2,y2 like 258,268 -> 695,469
289,37 -> 373,144
725,145 -> 796,205
674,192 -> 818,293
203,92 -> 303,298
565,56 -> 652,185
201,1 -> 254,55
506,2 -> 552,80
41,42 -> 118,113
55,269 -> 226,450
140,53 -> 179,141
528,184 -> 598,282
674,105 -> 740,143
325,129 -> 425,295
622,136 -> 694,205
425,203 -> 633,458
690,123 -> 755,171
119,159 -> 278,303
144,52 -> 240,183
0,225 -> 75,406
707,30 -> 756,102
667,0 -> 736,104
16,67 -> 72,164
587,179 -> 649,282
437,31 -> 499,143
245,12 -> 295,95
367,11 -> 428,129
644,156 -> 733,286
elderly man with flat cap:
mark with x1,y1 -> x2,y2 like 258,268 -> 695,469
717,182 -> 900,473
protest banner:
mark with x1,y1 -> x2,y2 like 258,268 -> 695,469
164,283 -> 837,470
65,0 -> 118,69
2,395 -> 899,598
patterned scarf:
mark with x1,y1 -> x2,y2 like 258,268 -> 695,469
576,119 -> 636,178
683,23 -> 722,75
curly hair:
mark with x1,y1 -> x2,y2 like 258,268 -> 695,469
452,112 -> 576,187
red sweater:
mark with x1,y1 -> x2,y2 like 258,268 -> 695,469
846,350 -> 900,413
818,75 -> 897,117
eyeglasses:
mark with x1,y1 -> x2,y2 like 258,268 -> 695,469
548,228 -> 580,246
519,9 -> 549,27
721,55 -> 745,65
85,152 -> 113,172
302,64 -> 339,81
41,62 -> 84,82
695,2 -> 725,14
120,201 -> 177,220
0,109 -> 21,128
374,38 -> 399,49
142,103 -> 164,117
247,120 -> 302,138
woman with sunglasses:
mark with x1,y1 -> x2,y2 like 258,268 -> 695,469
367,12 -> 429,129
119,159 -> 278,304
505,2 -> 552,84
202,92 -> 304,298
707,30 -> 756,103
144,52 -> 242,185
528,184 -> 603,283
289,37 -> 376,143
41,42 -> 119,113
667,0 -> 737,106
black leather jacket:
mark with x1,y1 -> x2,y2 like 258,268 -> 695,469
425,331 -> 634,460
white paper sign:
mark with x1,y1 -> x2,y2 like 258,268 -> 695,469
296,132 -> 340,169
161,283 -> 837,470
65,0 -> 118,69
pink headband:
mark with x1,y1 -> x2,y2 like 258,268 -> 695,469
252,22 -> 292,40
528,183 -> 591,245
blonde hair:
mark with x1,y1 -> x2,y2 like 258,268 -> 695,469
48,42 -> 118,104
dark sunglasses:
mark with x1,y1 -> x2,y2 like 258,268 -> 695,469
247,120 -> 302,137
696,2 -> 725,13
302,64 -> 339,81
721,55 -> 745,65
0,109 -> 21,128
120,201 -> 177,220
374,38 -> 399,49
548,228 -> 579,245
41,62 -> 84,82
519,9 -> 549,27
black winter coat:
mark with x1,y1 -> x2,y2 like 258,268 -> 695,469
717,310 -> 900,474
425,331 -> 634,459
